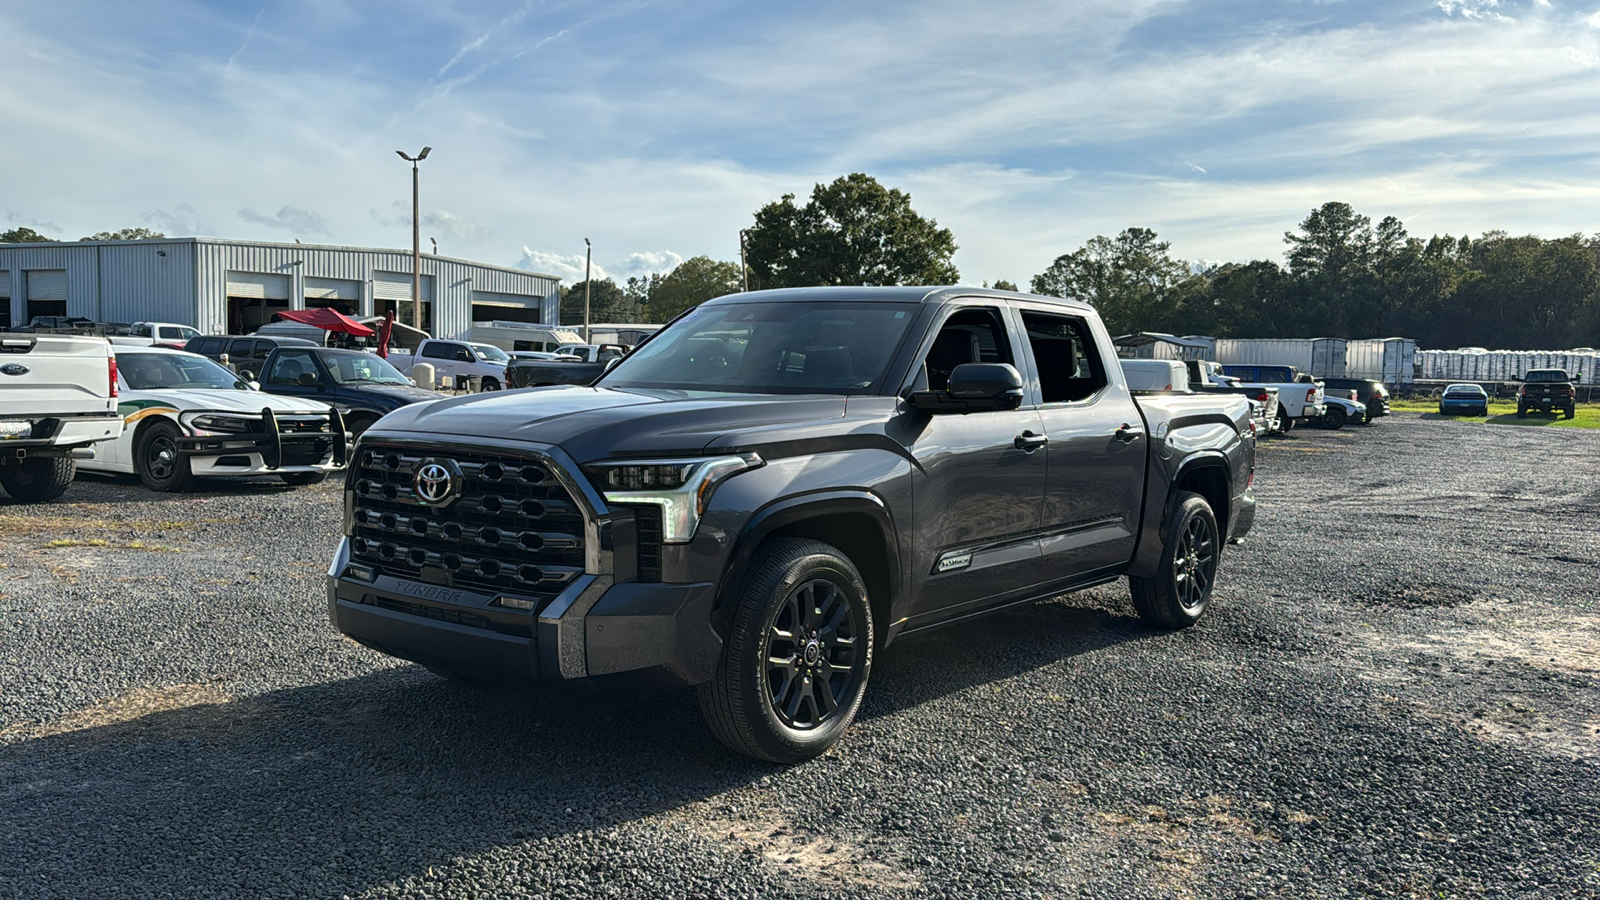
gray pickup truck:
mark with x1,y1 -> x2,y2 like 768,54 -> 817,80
327,287 -> 1257,761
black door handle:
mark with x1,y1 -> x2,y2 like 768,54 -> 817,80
1114,423 -> 1143,443
1014,430 -> 1049,451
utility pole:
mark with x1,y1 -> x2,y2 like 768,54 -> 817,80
395,146 -> 431,330
583,238 -> 592,344
739,229 -> 749,292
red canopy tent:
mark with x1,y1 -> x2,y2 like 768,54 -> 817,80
274,308 -> 376,337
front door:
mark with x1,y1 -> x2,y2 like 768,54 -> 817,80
1017,306 -> 1148,582
901,305 -> 1046,624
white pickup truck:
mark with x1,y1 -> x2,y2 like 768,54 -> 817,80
0,335 -> 124,501
1220,364 -> 1325,431
386,338 -> 512,391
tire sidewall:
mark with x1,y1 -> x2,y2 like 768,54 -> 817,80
136,419 -> 190,491
733,547 -> 874,761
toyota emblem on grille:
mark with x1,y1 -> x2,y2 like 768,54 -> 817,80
413,458 -> 461,506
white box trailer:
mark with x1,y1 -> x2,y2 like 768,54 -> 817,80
1212,337 -> 1347,378
1345,338 -> 1417,385
468,322 -> 585,354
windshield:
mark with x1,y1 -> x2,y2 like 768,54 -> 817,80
599,301 -> 921,394
320,353 -> 412,385
1524,370 -> 1569,383
473,344 -> 510,363
119,352 -> 247,391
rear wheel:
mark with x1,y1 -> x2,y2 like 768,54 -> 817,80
1129,491 -> 1219,629
0,456 -> 76,503
480,377 -> 502,392
135,420 -> 195,492
698,538 -> 873,763
1566,404 -> 1576,419
1323,407 -> 1346,430
278,471 -> 328,486
1277,405 -> 1293,432
1516,404 -> 1526,418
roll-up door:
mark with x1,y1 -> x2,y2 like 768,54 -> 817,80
0,270 -> 10,299
472,290 -> 542,324
27,270 -> 67,299
225,271 -> 291,300
372,271 -> 434,301
305,277 -> 361,302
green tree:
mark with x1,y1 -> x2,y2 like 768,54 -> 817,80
1,226 -> 55,243
1030,228 -> 1191,335
81,227 -> 165,241
646,256 -> 742,321
560,279 -> 642,327
744,173 -> 959,289
991,279 -> 1019,292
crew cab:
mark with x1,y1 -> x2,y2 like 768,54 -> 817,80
257,347 -> 442,438
327,287 -> 1257,762
79,348 -> 349,491
1221,364 -> 1325,431
388,339 -> 513,391
107,322 -> 203,350
506,344 -> 630,389
1516,369 -> 1576,419
0,335 -> 123,502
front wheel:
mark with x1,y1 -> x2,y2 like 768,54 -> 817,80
1566,404 -> 1576,420
698,538 -> 873,763
1129,491 -> 1220,629
0,456 -> 76,503
135,420 -> 195,492
278,471 -> 328,486
1323,407 -> 1346,429
480,377 -> 501,392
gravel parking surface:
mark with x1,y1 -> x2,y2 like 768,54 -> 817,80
2,414 -> 1597,899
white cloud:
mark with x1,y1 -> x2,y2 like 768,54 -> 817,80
142,204 -> 214,236
423,210 -> 486,240
238,206 -> 330,235
517,249 -> 606,283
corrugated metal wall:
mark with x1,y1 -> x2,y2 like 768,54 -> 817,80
2,239 -> 561,339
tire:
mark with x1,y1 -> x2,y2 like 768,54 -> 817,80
278,471 -> 328,486
1277,405 -> 1293,432
1323,407 -> 1346,430
135,420 -> 195,492
1566,405 -> 1576,420
0,456 -> 76,503
480,377 -> 501,392
1516,405 -> 1526,419
1128,491 -> 1220,630
345,413 -> 379,440
698,538 -> 874,763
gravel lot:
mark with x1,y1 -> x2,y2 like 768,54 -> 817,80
2,414 -> 1597,899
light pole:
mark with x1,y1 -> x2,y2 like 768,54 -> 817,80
395,146 -> 431,330
583,238 -> 592,344
739,229 -> 749,292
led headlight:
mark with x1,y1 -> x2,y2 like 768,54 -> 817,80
183,413 -> 254,435
588,453 -> 763,543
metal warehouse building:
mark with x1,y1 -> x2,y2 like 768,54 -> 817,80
0,237 -> 560,338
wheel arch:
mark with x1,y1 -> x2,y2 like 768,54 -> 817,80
1126,451 -> 1233,579
713,492 -> 901,650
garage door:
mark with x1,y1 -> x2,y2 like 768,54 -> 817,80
27,269 -> 67,300
373,271 -> 434,302
305,277 -> 360,302
0,270 -> 10,299
225,271 -> 291,300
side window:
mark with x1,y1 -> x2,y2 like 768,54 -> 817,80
253,341 -> 274,362
421,342 -> 453,360
1021,311 -> 1107,404
919,307 -> 1013,392
228,339 -> 255,360
266,349 -> 317,386
454,347 -> 474,362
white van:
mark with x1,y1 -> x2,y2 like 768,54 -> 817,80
1120,359 -> 1190,392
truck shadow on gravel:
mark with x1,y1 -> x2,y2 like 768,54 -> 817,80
0,598 -> 1150,898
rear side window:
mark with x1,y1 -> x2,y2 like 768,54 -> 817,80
1021,311 -> 1106,403
421,342 -> 454,360
228,339 -> 255,359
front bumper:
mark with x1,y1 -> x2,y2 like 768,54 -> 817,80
326,537 -> 723,687
178,408 -> 348,471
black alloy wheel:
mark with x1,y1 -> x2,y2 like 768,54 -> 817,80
699,538 -> 874,763
1129,491 -> 1219,629
1324,407 -> 1346,429
136,420 -> 194,492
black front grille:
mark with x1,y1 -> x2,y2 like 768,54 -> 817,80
281,439 -> 331,466
633,505 -> 663,582
349,444 -> 585,601
367,595 -> 532,638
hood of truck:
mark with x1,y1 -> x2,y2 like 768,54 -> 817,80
119,388 -> 333,416
368,385 -> 851,462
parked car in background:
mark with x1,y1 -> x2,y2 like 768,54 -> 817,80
1438,383 -> 1489,417
1221,365 -> 1325,430
552,343 -> 629,364
184,334 -> 320,381
257,347 -> 442,437
1321,377 -> 1390,422
82,348 -> 348,491
1319,390 -> 1367,429
0,334 -> 123,502
1516,369 -> 1576,419
387,339 -> 512,391
1182,360 -> 1281,434
108,322 -> 203,350
1119,359 -> 1189,392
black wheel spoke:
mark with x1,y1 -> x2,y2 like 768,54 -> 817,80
765,576 -> 862,732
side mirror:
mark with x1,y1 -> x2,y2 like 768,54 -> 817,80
237,369 -> 255,382
910,363 -> 1025,413
247,380 -> 261,391
297,372 -> 319,387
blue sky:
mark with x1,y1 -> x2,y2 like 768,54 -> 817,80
4,0 -> 1600,287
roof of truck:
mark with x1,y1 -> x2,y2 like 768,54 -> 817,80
699,285 -> 1093,310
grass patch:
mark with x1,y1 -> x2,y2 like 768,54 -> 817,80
38,537 -> 182,552
43,538 -> 110,548
1390,399 -> 1600,429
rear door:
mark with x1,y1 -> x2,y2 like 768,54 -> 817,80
1015,304 -> 1148,582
